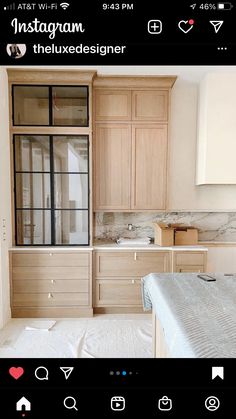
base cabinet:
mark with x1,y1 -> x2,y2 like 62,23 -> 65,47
10,250 -> 93,318
172,252 -> 207,273
94,250 -> 171,310
94,250 -> 207,311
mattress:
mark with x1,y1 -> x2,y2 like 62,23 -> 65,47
142,273 -> 236,358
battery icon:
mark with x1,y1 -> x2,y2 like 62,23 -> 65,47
217,2 -> 233,9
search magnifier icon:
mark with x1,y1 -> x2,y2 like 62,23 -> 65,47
64,396 -> 78,411
35,366 -> 49,381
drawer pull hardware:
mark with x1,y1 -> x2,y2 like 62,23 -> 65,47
134,252 -> 137,261
48,293 -> 53,299
51,280 -> 55,284
49,253 -> 53,256
131,280 -> 135,284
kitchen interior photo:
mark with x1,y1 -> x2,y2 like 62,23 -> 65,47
0,65 -> 236,358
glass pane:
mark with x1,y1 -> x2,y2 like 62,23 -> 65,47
53,136 -> 88,172
55,210 -> 89,245
16,210 -> 51,245
52,87 -> 88,126
13,86 -> 49,125
14,136 -> 50,172
16,173 -> 51,209
54,174 -> 88,209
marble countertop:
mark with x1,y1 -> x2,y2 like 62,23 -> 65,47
9,243 -> 208,251
92,241 -> 208,251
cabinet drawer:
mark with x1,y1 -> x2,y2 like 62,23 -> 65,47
12,266 -> 89,280
95,279 -> 142,306
95,251 -> 170,277
13,279 -> 89,293
12,252 -> 90,267
13,293 -> 89,307
175,253 -> 205,266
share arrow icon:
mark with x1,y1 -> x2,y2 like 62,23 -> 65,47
210,20 -> 224,33
60,367 -> 74,380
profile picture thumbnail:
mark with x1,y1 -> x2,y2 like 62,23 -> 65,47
6,44 -> 27,59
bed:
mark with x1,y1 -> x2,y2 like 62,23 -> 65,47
141,273 -> 236,358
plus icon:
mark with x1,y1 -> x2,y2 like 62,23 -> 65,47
148,20 -> 162,34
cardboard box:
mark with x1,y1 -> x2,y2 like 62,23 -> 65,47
153,222 -> 198,246
153,222 -> 175,246
174,227 -> 198,245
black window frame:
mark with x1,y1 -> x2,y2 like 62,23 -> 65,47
12,84 -> 89,127
13,134 -> 90,247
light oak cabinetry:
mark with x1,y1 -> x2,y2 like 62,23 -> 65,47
10,250 -> 93,317
94,251 -> 170,309
132,125 -> 167,209
94,124 -> 132,209
93,77 -> 176,211
95,90 -> 131,121
94,249 -> 207,311
132,90 -> 168,121
172,252 -> 207,273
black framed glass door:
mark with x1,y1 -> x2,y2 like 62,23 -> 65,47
13,135 -> 89,246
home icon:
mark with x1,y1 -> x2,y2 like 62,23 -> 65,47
16,397 -> 31,411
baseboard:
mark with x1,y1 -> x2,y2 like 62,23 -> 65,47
94,307 -> 147,314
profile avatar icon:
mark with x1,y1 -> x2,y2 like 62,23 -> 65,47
6,44 -> 26,59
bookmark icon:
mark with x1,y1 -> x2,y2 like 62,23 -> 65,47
60,367 -> 74,380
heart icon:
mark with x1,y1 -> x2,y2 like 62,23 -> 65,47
9,366 -> 24,380
178,19 -> 194,34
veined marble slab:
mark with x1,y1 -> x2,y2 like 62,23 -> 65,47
94,212 -> 236,242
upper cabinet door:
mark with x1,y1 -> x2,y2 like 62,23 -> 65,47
95,90 -> 131,121
132,90 -> 168,122
94,124 -> 132,210
132,125 -> 168,210
13,85 -> 89,126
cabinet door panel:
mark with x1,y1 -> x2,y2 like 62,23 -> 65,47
95,279 -> 142,306
132,90 -> 168,121
94,124 -> 132,209
132,125 -> 167,209
95,90 -> 131,121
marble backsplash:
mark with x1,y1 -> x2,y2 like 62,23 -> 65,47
94,212 -> 236,242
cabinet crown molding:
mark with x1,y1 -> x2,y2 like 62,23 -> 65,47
93,76 -> 177,89
7,69 -> 97,84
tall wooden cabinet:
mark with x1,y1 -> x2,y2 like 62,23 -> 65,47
94,124 -> 132,209
132,125 -> 167,209
93,77 -> 176,211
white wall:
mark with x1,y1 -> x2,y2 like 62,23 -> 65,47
167,78 -> 236,211
0,68 -> 11,328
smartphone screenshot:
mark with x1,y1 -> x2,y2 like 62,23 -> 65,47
0,0 -> 236,417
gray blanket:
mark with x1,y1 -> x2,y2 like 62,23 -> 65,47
142,273 -> 236,357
